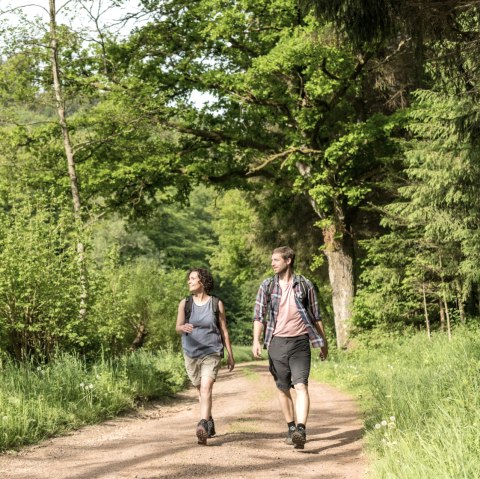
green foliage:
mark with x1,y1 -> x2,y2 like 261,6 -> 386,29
354,89 -> 480,331
89,254 -> 186,354
311,327 -> 480,478
0,199 -> 83,358
207,189 -> 269,344
0,350 -> 187,451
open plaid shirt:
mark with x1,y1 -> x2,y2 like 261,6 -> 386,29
253,274 -> 324,349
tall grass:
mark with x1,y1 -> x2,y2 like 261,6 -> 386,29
0,345 -> 254,452
311,327 -> 480,479
230,344 -> 254,363
0,350 -> 186,451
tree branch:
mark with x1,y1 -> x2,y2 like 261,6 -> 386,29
248,147 -> 322,173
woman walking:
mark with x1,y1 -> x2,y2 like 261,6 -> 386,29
176,268 -> 235,445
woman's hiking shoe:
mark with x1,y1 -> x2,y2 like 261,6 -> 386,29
196,419 -> 209,445
285,425 -> 296,445
207,417 -> 216,438
292,426 -> 306,449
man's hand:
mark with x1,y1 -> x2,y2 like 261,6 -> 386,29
252,341 -> 262,359
319,343 -> 328,361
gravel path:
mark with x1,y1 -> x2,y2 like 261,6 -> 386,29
0,361 -> 367,479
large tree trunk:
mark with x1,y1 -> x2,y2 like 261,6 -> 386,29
299,163 -> 356,349
323,224 -> 355,349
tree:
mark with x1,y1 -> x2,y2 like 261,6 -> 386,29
117,0 -> 401,347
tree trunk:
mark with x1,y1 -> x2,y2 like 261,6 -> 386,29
439,297 -> 446,332
422,282 -> 431,340
298,163 -> 356,349
443,294 -> 452,341
131,322 -> 148,351
323,224 -> 355,349
454,280 -> 466,324
49,0 -> 87,319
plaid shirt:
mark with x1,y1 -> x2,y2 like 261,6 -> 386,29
253,274 -> 324,349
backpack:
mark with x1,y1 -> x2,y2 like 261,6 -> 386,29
184,295 -> 220,326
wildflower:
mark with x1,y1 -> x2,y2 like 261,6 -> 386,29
37,366 -> 42,371
374,423 -> 381,429
381,420 -> 387,427
390,416 -> 396,422
80,382 -> 85,388
87,384 -> 94,390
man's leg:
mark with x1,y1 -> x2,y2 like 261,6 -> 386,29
277,387 -> 295,423
293,382 -> 310,425
289,336 -> 311,449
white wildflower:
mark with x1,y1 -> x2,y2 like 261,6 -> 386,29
374,423 -> 381,429
381,420 -> 387,427
390,416 -> 396,422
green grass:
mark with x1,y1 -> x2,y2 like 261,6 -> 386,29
311,326 -> 480,479
0,350 -> 187,451
0,344 -> 254,452
230,344 -> 254,363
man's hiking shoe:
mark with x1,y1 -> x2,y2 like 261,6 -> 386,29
207,417 -> 216,438
285,425 -> 296,445
292,426 -> 306,449
196,419 -> 209,445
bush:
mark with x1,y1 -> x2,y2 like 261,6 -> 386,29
0,200 -> 84,359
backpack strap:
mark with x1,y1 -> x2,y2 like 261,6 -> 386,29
265,277 -> 275,303
296,275 -> 311,307
211,295 -> 220,325
184,295 -> 193,323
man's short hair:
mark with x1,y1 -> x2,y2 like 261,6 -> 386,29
272,246 -> 295,269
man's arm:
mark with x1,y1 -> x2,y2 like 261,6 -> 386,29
314,320 -> 328,360
252,281 -> 268,358
252,320 -> 264,358
306,280 -> 328,360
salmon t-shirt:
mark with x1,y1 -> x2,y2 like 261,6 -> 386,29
273,279 -> 308,337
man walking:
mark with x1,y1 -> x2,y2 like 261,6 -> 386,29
252,246 -> 328,449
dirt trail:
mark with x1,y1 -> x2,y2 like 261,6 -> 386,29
0,362 -> 367,479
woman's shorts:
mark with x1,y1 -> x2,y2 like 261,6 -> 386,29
268,334 -> 311,390
184,352 -> 222,387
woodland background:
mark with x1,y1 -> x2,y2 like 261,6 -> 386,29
1,3 -> 480,477
2,0 -> 480,358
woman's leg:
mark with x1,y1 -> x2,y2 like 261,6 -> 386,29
199,376 -> 215,420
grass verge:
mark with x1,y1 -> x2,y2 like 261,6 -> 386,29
0,344 -> 254,452
0,349 -> 186,451
310,326 -> 480,479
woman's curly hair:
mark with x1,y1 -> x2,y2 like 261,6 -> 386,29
187,268 -> 214,293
